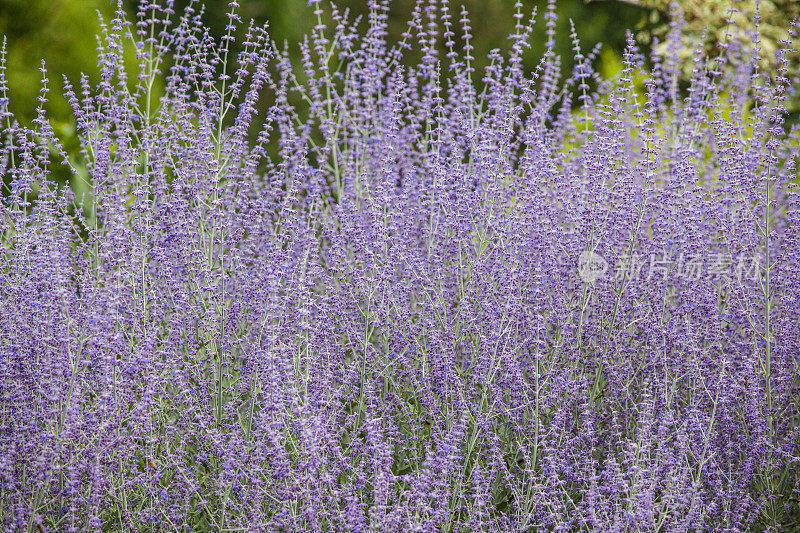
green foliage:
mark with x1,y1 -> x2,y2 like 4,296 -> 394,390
633,0 -> 798,61
613,0 -> 800,110
0,0 -> 117,122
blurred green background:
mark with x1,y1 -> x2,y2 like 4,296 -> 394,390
0,0 -> 796,136
0,0 -> 651,124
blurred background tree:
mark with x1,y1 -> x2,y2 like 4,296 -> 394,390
602,0 -> 799,70
595,0 -> 800,113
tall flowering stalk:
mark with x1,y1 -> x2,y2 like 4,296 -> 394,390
1,1 -> 799,531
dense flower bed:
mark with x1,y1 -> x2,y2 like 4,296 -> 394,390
1,1 -> 799,530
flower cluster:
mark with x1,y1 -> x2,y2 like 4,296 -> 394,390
1,1 -> 799,531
